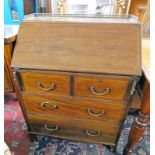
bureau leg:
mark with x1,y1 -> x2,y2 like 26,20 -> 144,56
4,94 -> 10,102
124,83 -> 150,155
110,145 -> 116,152
29,133 -> 36,141
106,145 -> 116,152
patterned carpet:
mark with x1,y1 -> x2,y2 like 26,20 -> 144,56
4,93 -> 150,155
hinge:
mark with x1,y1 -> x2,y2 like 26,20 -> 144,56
13,71 -> 17,81
130,80 -> 137,96
12,70 -> 22,91
12,67 -> 21,81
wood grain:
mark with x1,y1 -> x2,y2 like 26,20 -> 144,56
4,43 -> 14,93
129,0 -> 148,22
4,61 -> 13,92
28,114 -> 120,144
125,79 -> 150,154
11,17 -> 142,146
22,94 -> 127,123
12,20 -> 141,75
19,71 -> 70,96
74,76 -> 129,101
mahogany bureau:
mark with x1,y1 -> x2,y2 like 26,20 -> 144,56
11,15 -> 141,149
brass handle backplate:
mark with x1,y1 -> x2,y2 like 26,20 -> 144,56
40,102 -> 57,110
42,125 -> 59,131
36,82 -> 56,91
87,108 -> 105,117
85,129 -> 101,136
89,87 -> 110,96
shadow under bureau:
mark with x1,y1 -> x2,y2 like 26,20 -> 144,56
11,14 -> 141,148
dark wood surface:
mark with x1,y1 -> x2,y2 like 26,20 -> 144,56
12,19 -> 141,76
4,43 -> 14,93
28,114 -> 120,145
28,113 -> 121,133
74,75 -> 129,101
19,71 -> 70,96
125,77 -> 150,154
17,69 -> 133,100
11,17 -> 142,147
13,68 -> 136,145
4,61 -> 13,92
22,94 -> 127,123
124,35 -> 150,154
4,25 -> 19,93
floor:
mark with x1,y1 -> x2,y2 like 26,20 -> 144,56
4,93 -> 150,155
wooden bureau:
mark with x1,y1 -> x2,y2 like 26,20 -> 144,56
11,15 -> 141,148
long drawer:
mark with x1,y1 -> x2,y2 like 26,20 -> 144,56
28,114 -> 121,145
22,94 -> 127,123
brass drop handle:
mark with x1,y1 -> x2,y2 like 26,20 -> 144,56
89,87 -> 110,96
36,82 -> 56,91
85,129 -> 101,137
42,125 -> 59,131
40,102 -> 57,110
87,108 -> 105,117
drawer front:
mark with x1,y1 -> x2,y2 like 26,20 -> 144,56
19,72 -> 70,96
23,94 -> 127,123
74,76 -> 129,101
28,114 -> 120,144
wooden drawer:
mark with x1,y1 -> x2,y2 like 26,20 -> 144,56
74,76 -> 129,101
23,94 -> 127,123
28,114 -> 120,145
18,71 -> 70,96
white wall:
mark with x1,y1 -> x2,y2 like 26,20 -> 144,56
51,0 -> 58,14
51,0 -> 96,14
67,0 -> 96,14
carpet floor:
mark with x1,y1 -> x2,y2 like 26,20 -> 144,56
4,93 -> 150,155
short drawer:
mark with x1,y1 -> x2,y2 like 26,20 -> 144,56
18,71 -> 70,96
28,114 -> 120,145
23,94 -> 127,123
74,76 -> 129,101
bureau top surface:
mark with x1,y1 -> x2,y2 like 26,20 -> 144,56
23,14 -> 139,24
11,17 -> 141,76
